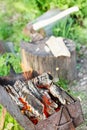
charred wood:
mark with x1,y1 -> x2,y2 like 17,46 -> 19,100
31,72 -> 53,88
49,83 -> 75,104
11,80 -> 45,121
0,85 -> 35,130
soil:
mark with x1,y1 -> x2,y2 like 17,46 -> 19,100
70,46 -> 87,130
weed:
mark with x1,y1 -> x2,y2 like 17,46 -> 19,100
56,78 -> 69,91
0,53 -> 22,76
3,112 -> 24,130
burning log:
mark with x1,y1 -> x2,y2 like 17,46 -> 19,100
0,71 -> 84,130
5,80 -> 46,124
31,72 -> 53,88
27,78 -> 58,117
49,83 -> 75,104
27,72 -> 74,105
0,85 -> 35,130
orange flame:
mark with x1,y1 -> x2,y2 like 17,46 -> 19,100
43,105 -> 50,118
19,97 -> 32,113
21,49 -> 33,80
42,94 -> 53,117
42,94 -> 52,105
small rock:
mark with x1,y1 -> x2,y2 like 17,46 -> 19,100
80,81 -> 87,86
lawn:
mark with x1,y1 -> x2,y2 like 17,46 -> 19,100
0,0 -> 87,129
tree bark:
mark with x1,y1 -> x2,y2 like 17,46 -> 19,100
21,38 -> 77,81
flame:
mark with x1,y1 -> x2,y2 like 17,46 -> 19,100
19,97 -> 32,113
42,94 -> 52,117
21,49 -> 33,80
43,105 -> 50,118
42,94 -> 52,105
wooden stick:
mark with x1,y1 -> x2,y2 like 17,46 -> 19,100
33,6 -> 79,30
0,107 -> 6,130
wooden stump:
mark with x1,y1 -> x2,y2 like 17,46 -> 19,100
21,38 -> 77,81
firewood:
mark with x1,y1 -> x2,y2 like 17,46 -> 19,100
27,80 -> 42,101
49,83 -> 74,104
56,85 -> 75,103
22,90 -> 45,120
27,79 -> 58,116
4,80 -> 46,122
37,87 -> 58,109
31,72 -> 53,88
49,83 -> 66,104
14,80 -> 45,119
0,85 -> 35,130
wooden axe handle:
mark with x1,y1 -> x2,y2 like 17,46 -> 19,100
33,6 -> 79,31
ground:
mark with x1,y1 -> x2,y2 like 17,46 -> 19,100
70,46 -> 87,130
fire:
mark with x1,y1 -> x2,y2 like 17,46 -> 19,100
43,105 -> 50,118
42,94 -> 52,118
42,94 -> 52,106
29,117 -> 38,125
19,97 -> 32,113
21,49 -> 33,80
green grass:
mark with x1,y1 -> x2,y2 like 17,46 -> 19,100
53,16 -> 87,46
0,0 -> 41,44
4,112 -> 24,130
0,104 -> 24,130
0,0 -> 87,129
0,53 -> 22,76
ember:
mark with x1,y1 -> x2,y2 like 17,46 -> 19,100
18,97 -> 32,113
2,72 -> 84,128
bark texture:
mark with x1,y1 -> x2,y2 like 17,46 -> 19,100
21,38 -> 77,81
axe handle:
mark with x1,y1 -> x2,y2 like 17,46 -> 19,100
33,6 -> 79,31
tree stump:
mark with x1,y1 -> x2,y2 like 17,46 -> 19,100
21,38 -> 77,81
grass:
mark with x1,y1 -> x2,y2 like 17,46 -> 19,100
0,104 -> 24,130
0,0 -> 42,44
53,16 -> 87,47
4,112 -> 24,130
0,0 -> 87,129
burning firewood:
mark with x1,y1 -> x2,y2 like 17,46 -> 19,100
27,80 -> 58,116
27,80 -> 42,101
49,83 -> 75,104
31,72 -> 53,88
27,73 -> 75,105
49,84 -> 66,105
3,72 -> 76,126
5,80 -> 46,124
